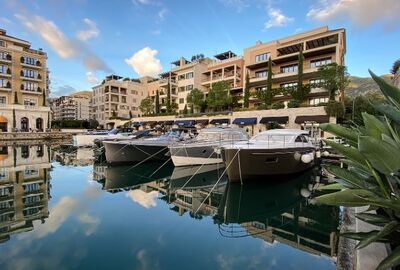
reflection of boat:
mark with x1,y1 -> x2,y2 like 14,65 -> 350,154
215,171 -> 339,257
95,162 -> 174,193
168,127 -> 248,166
103,130 -> 191,164
169,164 -> 228,190
221,129 -> 316,182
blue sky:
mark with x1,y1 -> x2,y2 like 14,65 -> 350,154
1,0 -> 399,96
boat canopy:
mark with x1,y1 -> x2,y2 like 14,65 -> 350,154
144,121 -> 157,126
295,115 -> 329,124
157,120 -> 174,125
210,118 -> 230,125
132,121 -> 143,127
259,116 -> 289,124
233,117 -> 257,125
174,120 -> 195,126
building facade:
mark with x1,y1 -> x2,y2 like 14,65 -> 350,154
243,26 -> 345,107
0,28 -> 50,132
51,94 -> 90,121
91,75 -> 154,128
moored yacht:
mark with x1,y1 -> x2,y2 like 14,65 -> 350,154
168,127 -> 248,166
73,127 -> 136,147
103,130 -> 193,164
221,129 -> 316,182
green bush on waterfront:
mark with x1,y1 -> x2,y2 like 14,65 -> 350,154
315,70 -> 400,270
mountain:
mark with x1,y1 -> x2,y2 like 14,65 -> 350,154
345,74 -> 393,97
70,90 -> 92,98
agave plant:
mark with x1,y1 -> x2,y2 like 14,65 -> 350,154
315,70 -> 400,270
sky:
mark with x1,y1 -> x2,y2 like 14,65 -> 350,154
1,0 -> 399,96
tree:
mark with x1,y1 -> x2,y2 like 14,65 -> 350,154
390,59 -> 400,75
139,97 -> 154,115
155,90 -> 160,114
183,104 -> 188,115
206,81 -> 232,112
129,110 -> 133,119
186,88 -> 204,113
166,81 -> 172,113
42,90 -> 46,106
111,110 -> 117,119
256,57 -> 274,107
12,109 -> 16,129
317,63 -> 349,102
14,92 -> 18,104
243,72 -> 250,108
267,57 -> 273,94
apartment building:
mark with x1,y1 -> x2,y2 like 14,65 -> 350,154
0,28 -> 50,132
51,94 -> 90,121
243,26 -> 345,107
92,75 -> 155,128
0,144 -> 51,243
202,51 -> 244,101
149,57 -> 211,113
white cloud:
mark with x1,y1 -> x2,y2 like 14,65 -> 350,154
126,190 -> 158,208
265,8 -> 294,29
307,0 -> 400,29
77,213 -> 100,236
0,17 -> 12,24
86,71 -> 99,84
15,14 -> 78,58
158,8 -> 167,20
132,0 -> 151,5
76,18 -> 99,42
125,47 -> 162,77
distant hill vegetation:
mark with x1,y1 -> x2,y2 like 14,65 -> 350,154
70,90 -> 92,98
345,74 -> 393,97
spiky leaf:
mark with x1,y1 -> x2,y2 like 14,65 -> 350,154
357,221 -> 399,249
362,113 -> 391,140
377,245 -> 400,270
371,102 -> 400,125
355,213 -> 391,226
369,70 -> 400,109
324,164 -> 373,190
324,140 -> 368,170
320,123 -> 358,144
315,189 -> 377,207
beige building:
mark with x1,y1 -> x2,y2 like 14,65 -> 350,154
92,75 -> 156,128
51,94 -> 91,121
0,28 -> 50,132
244,26 -> 345,107
0,144 -> 51,243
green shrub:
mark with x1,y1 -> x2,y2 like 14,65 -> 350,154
271,102 -> 284,109
287,99 -> 300,108
316,70 -> 400,270
324,100 -> 345,118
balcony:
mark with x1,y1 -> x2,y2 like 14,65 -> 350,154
0,82 -> 12,91
0,54 -> 12,64
159,78 -> 177,86
0,68 -> 11,78
20,73 -> 42,82
20,57 -> 43,69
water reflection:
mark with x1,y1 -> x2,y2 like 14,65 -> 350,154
0,144 -> 51,244
52,145 -> 93,166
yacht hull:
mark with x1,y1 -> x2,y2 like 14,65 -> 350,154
222,147 -> 315,182
169,145 -> 222,166
104,142 -> 170,164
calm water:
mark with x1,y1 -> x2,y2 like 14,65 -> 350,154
0,144 -> 340,270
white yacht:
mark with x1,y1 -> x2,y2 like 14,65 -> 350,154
168,127 -> 248,166
73,128 -> 136,147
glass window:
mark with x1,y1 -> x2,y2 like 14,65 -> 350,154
280,82 -> 297,88
0,96 -> 6,104
23,56 -> 38,65
0,52 -> 8,60
255,70 -> 268,78
0,40 -> 5,47
310,79 -> 325,85
0,65 -> 6,73
179,98 -> 184,104
0,79 -> 7,87
280,64 -> 298,73
186,85 -> 193,91
22,81 -> 38,91
186,72 -> 193,79
255,53 -> 270,62
310,58 -> 332,68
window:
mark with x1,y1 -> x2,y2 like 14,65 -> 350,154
132,98 -> 137,103
309,97 -> 329,106
186,72 -> 193,79
280,82 -> 297,88
0,79 -> 8,88
0,40 -> 5,47
0,52 -> 8,59
24,183 -> 40,192
178,74 -> 185,80
131,90 -> 138,95
179,98 -> 184,104
255,70 -> 268,78
0,96 -> 6,104
186,84 -> 193,91
255,53 -> 270,62
0,65 -> 7,74
24,98 -> 37,106
179,87 -> 185,92
280,64 -> 298,73
121,96 -> 126,103
310,57 -> 332,68
22,81 -> 38,91
24,195 -> 40,204
310,79 -> 325,85
22,69 -> 38,78
23,56 -> 38,65
131,106 -> 138,110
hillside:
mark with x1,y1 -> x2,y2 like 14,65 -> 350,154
345,74 -> 392,97
70,90 -> 92,98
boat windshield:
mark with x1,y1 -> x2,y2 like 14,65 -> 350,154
108,128 -> 119,135
196,131 -> 247,141
251,133 -> 296,143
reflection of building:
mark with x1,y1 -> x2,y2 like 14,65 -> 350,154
0,28 -> 51,132
53,146 -> 93,166
0,144 -> 51,243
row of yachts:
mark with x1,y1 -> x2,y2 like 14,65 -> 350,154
74,126 -> 318,182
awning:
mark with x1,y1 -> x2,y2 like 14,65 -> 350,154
157,120 -> 174,125
132,121 -> 143,127
195,119 -> 209,125
295,115 -> 329,124
210,118 -> 230,125
233,117 -> 257,125
174,120 -> 195,126
259,116 -> 289,124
